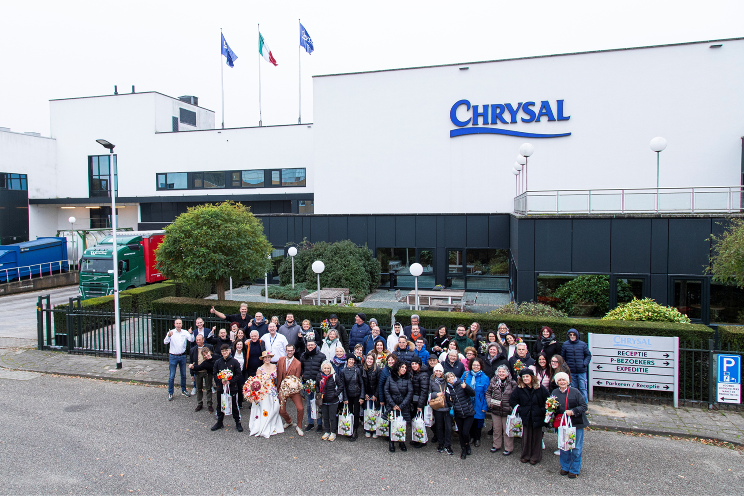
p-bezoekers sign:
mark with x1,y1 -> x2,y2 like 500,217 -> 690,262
450,99 -> 571,138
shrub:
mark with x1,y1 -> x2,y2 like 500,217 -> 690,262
491,301 -> 568,318
602,298 -> 692,324
121,282 -> 176,312
165,279 -> 213,299
259,283 -> 309,301
53,294 -> 133,336
277,240 -> 381,300
553,275 -> 635,317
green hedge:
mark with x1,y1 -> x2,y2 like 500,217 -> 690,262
121,283 -> 176,312
54,294 -> 133,336
163,279 -> 213,299
719,326 -> 744,350
395,309 -> 715,345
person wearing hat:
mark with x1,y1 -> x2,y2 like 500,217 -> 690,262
248,350 -> 284,438
348,313 -> 371,352
387,322 -> 406,352
328,314 -> 348,351
409,356 -> 429,448
551,371 -> 589,478
509,368 -> 549,465
429,363 -> 452,454
211,344 -> 243,432
339,354 -> 365,441
299,338 -> 326,431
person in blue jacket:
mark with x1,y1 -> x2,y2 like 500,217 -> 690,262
461,357 -> 490,447
377,354 -> 399,412
413,337 -> 430,363
348,313 -> 371,351
362,323 -> 386,355
560,328 -> 592,403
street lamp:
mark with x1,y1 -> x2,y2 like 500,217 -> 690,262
519,143 -> 534,191
516,155 -> 526,192
68,216 -> 76,271
96,139 -> 121,370
513,161 -> 523,195
512,168 -> 520,196
265,253 -> 271,303
288,246 -> 297,288
410,263 -> 423,311
312,260 -> 325,306
650,137 -> 667,211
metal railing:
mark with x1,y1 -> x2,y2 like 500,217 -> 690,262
514,186 -> 744,215
1,260 -> 68,283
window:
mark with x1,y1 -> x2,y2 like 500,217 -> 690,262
447,249 -> 465,288
466,248 -> 509,290
0,173 -> 27,190
231,172 -> 242,188
193,172 -> 203,188
710,282 -> 744,324
172,116 -> 178,132
203,172 -> 225,188
179,108 -> 196,127
271,170 -> 281,187
156,172 -> 187,190
89,206 -> 119,229
298,200 -> 313,213
673,279 -> 703,320
242,170 -> 264,187
537,273 -> 611,317
89,155 -> 117,197
282,168 -> 306,187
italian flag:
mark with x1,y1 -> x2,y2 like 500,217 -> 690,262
258,32 -> 278,66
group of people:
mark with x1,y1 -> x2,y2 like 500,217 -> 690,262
164,304 -> 592,478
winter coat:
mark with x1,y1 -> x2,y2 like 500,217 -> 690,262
207,335 -> 232,351
316,372 -> 342,405
339,364 -> 365,400
392,341 -> 416,365
532,337 -> 562,362
300,346 -> 327,382
486,376 -> 517,417
551,386 -> 589,428
509,384 -> 549,429
410,366 -> 430,410
460,370 -> 490,419
387,330 -> 406,352
213,356 -> 243,395
482,352 -> 509,379
453,334 -> 475,352
509,353 -> 535,380
561,330 -> 592,374
330,322 -> 348,351
362,365 -> 380,401
442,357 -> 466,378
445,380 -> 476,418
414,347 -> 430,364
431,335 -> 450,354
362,333 -> 386,355
428,375 -> 449,412
378,365 -> 394,404
320,338 -> 343,362
384,372 -> 414,421
348,322 -> 371,350
532,366 -> 552,390
403,325 -> 427,341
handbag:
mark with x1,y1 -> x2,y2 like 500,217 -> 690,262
428,382 -> 446,409
505,405 -> 523,438
553,387 -> 571,429
221,383 -> 232,415
557,414 -> 577,451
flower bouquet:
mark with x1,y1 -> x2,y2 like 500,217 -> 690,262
320,319 -> 330,335
217,369 -> 233,382
243,374 -> 272,403
279,375 -> 303,406
303,379 -> 316,395
513,360 -> 525,373
479,341 -> 488,356
544,395 -> 559,423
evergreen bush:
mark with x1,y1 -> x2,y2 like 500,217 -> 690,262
602,297 -> 692,324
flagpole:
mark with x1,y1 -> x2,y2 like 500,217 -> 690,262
220,28 -> 225,129
258,23 -> 262,127
298,19 -> 301,124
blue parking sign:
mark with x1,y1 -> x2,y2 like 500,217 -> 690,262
716,354 -> 741,404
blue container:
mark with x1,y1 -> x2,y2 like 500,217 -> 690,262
0,237 -> 69,282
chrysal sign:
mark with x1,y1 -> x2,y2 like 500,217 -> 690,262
450,99 -> 571,138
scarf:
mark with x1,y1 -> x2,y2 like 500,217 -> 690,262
410,330 -> 422,343
541,333 -> 555,347
332,354 -> 346,368
319,372 -> 330,393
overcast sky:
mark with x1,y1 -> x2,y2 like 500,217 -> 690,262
1,0 -> 742,135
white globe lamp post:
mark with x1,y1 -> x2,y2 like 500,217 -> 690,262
312,260 -> 325,306
519,143 -> 534,192
650,137 -> 667,211
410,263 -> 423,311
288,246 -> 298,288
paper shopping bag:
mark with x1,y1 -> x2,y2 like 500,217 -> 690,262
506,405 -> 523,438
337,404 -> 354,437
412,411 -> 428,444
390,411 -> 407,442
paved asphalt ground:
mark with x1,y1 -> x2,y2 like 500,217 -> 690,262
0,373 -> 742,495
0,284 -> 79,341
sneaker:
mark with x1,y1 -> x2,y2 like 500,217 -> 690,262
437,446 -> 444,453
181,390 -> 191,397
372,433 -> 379,438
490,447 -> 498,453
328,433 -> 336,441
305,424 -> 315,432
445,447 -> 454,456
322,432 -> 330,440
554,449 -> 560,455
296,425 -> 304,437
191,386 -> 197,396
365,432 -> 371,438
503,450 -> 512,456
168,394 -> 173,401
542,440 -> 545,450
283,420 -> 292,429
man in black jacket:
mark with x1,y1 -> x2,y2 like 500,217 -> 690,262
300,338 -> 326,431
339,355 -> 365,441
211,344 -> 244,432
189,334 -> 214,413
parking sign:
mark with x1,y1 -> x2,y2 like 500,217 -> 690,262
716,354 -> 741,404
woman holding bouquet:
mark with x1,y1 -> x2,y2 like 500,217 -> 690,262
247,351 -> 285,438
509,369 -> 549,465
552,372 -> 588,478
372,340 -> 388,367
384,361 -> 413,453
486,364 -> 517,456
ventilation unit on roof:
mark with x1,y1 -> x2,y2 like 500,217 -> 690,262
178,95 -> 198,106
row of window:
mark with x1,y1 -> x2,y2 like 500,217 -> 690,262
89,155 -> 117,197
0,173 -> 27,191
156,168 -> 306,190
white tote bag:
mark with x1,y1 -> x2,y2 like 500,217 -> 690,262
505,405 -> 523,438
221,383 -> 232,415
411,411 -> 428,444
390,410 -> 407,442
310,392 -> 319,420
337,404 -> 355,437
558,414 -> 577,451
363,400 -> 379,431
423,405 -> 434,428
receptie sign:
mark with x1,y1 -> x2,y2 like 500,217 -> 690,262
589,333 -> 679,407
715,354 -> 741,404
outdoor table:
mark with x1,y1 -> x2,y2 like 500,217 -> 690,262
306,289 -> 346,305
407,289 -> 465,309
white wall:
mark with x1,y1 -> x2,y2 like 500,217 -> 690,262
0,129 -> 56,199
312,39 -> 744,214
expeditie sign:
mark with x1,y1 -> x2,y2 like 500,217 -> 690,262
588,333 -> 679,407
715,354 -> 741,404
449,99 -> 571,138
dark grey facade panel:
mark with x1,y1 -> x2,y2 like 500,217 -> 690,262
395,216 -> 416,247
416,216 -> 437,247
572,219 -> 611,273
650,218 -> 669,274
270,216 -> 288,247
517,218 -> 535,271
650,273 -> 669,306
610,218 -> 651,274
466,215 -> 489,247
490,215 -> 510,249
443,216 -> 466,247
328,216 -> 348,243
376,216 -> 395,247
510,215 -> 519,268
347,216 -> 368,247
516,270 -> 535,303
367,216 -> 376,253
302,216 -> 312,241
534,218 -> 570,272
667,218 -> 711,275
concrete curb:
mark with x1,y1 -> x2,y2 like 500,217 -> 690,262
588,423 -> 744,448
0,365 -> 169,387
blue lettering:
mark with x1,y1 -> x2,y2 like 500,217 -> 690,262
536,101 -> 556,122
521,102 -> 536,123
490,104 -> 507,124
450,99 -> 471,127
472,105 -> 489,126
557,100 -> 570,121
504,103 -> 522,124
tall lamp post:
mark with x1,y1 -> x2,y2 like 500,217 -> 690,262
68,216 -> 76,271
312,260 -> 325,306
288,246 -> 297,288
410,263 -> 423,311
519,143 -> 534,191
265,253 -> 271,303
95,139 -> 121,370
650,137 -> 667,212
516,155 -> 526,192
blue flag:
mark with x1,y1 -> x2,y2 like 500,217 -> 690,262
221,33 -> 238,67
300,23 -> 313,54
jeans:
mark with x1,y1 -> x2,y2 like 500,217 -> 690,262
321,403 -> 339,434
168,354 -> 188,395
433,410 -> 452,448
571,372 -> 588,403
560,427 -> 585,474
306,392 -> 321,426
454,415 -> 474,450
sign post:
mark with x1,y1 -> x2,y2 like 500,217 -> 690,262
715,354 -> 741,404
588,333 -> 679,408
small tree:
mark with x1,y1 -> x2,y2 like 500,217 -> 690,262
155,201 -> 273,300
709,218 -> 744,287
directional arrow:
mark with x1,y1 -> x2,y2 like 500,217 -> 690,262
721,397 -> 726,401
596,364 -> 603,370
596,380 -> 602,385
663,361 -> 670,366
663,385 -> 670,390
663,353 -> 670,358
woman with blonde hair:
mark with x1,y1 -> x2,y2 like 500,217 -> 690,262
316,360 -> 341,441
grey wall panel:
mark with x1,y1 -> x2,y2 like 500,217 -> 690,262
443,215 -> 466,247
517,270 -> 535,303
650,219 -> 668,274
269,216 -> 288,247
572,219 -> 611,273
668,218 -> 711,275
534,219 -> 570,272
348,216 -> 368,247
395,216 -> 416,247
518,219 -> 535,271
466,215 -> 489,247
650,274 -> 668,306
510,216 -> 519,269
376,216 -> 395,247
302,216 -> 312,241
367,217 -> 376,253
310,216 -> 329,243
490,215 -> 510,249
328,216 -> 348,242
294,217 -> 304,243
611,219 -> 651,274
416,216 -> 437,247
436,216 -> 446,285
